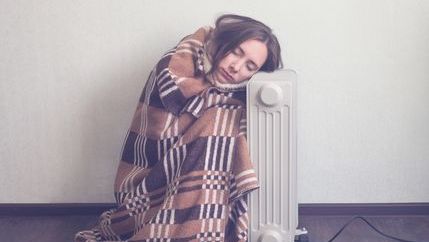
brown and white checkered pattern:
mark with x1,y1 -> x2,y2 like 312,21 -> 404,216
75,26 -> 258,242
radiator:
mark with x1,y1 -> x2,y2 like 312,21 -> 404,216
247,69 -> 304,242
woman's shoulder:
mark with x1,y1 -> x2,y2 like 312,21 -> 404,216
178,26 -> 213,47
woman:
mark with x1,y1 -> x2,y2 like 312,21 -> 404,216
75,14 -> 282,242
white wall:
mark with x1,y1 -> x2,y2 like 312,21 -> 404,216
1,0 -> 428,203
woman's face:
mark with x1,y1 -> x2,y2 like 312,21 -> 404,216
212,39 -> 268,84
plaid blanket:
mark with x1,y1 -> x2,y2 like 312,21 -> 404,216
75,27 -> 259,242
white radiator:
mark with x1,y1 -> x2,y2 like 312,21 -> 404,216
247,69 -> 303,242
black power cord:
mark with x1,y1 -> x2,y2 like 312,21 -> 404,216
326,215 -> 428,242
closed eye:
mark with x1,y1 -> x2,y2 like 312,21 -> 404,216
232,47 -> 244,56
247,62 -> 258,71
233,47 -> 260,71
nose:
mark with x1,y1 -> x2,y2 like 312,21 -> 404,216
229,62 -> 240,73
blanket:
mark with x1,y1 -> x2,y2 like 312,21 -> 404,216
75,26 -> 259,242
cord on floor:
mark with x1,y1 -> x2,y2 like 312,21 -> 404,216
327,216 -> 428,242
295,215 -> 428,242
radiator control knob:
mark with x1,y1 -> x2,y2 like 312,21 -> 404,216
259,84 -> 283,106
258,230 -> 282,242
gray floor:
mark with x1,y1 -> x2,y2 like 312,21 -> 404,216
0,215 -> 428,242
298,215 -> 429,242
0,215 -> 99,242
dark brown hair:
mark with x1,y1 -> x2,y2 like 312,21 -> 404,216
208,14 -> 283,73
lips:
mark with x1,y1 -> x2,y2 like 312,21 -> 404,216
220,69 -> 234,82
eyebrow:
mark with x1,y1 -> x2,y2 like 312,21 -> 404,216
237,47 -> 259,69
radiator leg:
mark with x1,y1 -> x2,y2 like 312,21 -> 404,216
295,228 -> 309,242
294,234 -> 309,242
